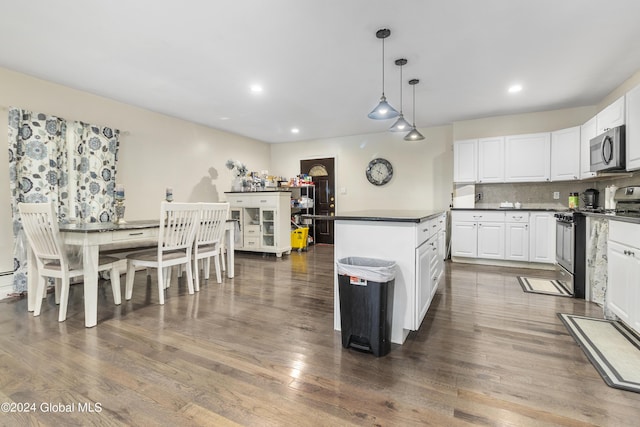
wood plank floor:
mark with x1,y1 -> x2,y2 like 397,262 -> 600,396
1,245 -> 639,426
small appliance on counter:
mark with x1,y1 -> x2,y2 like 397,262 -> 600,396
604,185 -> 618,210
581,188 -> 599,210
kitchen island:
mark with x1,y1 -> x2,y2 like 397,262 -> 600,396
330,210 -> 447,345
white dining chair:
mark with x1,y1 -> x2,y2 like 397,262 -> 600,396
124,202 -> 200,304
193,202 -> 229,290
18,202 -> 122,322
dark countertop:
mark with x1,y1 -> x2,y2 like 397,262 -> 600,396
224,189 -> 290,193
580,211 -> 640,224
451,207 -> 566,212
304,210 -> 444,223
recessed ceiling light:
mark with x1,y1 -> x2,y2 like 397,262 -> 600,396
291,128 -> 300,134
508,84 -> 523,94
250,84 -> 263,93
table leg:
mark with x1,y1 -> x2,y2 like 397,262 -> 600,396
83,244 -> 99,328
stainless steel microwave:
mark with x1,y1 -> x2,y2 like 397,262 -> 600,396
590,125 -> 625,172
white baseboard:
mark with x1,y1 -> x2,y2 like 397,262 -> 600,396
0,273 -> 14,301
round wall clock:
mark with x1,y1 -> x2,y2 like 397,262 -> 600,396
366,158 -> 393,186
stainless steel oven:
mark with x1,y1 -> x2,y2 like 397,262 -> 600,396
554,212 -> 586,297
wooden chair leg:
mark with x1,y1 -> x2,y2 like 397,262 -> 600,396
193,257 -> 200,292
54,279 -> 61,304
33,275 -> 47,317
185,261 -> 195,295
214,255 -> 222,284
157,267 -> 165,305
204,258 -> 211,280
58,273 -> 71,322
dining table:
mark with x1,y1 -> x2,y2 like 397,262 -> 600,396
26,219 -> 236,327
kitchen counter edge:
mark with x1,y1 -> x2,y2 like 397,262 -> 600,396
303,210 -> 444,224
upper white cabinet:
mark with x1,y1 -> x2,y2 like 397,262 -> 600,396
596,95 -> 625,134
580,116 -> 597,179
550,126 -> 580,181
626,84 -> 640,171
504,133 -> 551,182
477,137 -> 505,183
453,139 -> 477,183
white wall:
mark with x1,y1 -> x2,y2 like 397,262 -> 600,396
0,66 -> 269,282
269,125 -> 454,213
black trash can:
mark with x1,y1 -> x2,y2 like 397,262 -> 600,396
337,257 -> 396,357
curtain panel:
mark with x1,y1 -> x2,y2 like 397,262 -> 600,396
7,107 -> 120,293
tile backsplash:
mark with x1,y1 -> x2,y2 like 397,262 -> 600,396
474,173 -> 640,209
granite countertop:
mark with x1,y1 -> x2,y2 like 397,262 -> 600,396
304,210 -> 444,223
579,211 -> 640,224
451,207 -> 566,212
224,189 -> 290,193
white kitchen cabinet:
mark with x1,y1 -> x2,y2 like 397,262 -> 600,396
453,139 -> 477,183
596,95 -> 625,134
551,126 -> 580,181
505,212 -> 530,261
225,191 -> 291,257
529,212 -> 556,263
477,221 -> 505,259
625,84 -> 640,171
451,220 -> 477,257
477,137 -> 505,183
451,211 -> 505,259
504,133 -> 551,182
580,116 -> 598,179
607,221 -> 640,333
416,234 -> 436,327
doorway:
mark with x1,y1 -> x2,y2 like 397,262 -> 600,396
300,157 -> 335,244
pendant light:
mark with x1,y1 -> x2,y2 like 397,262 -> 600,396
389,58 -> 411,132
368,28 -> 399,120
404,79 -> 425,141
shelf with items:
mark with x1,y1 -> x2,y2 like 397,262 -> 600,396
289,185 -> 315,247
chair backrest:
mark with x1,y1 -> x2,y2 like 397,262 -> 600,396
159,202 -> 200,252
196,203 -> 230,247
18,202 -> 68,269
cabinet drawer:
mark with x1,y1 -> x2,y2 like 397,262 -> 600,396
226,194 -> 248,205
111,228 -> 157,241
610,221 -> 640,249
244,225 -> 261,236
244,237 -> 260,248
417,218 -> 440,246
452,211 -> 505,222
505,211 -> 530,222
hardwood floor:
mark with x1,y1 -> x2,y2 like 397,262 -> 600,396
1,245 -> 639,426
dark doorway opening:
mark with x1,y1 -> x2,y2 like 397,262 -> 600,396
300,157 -> 335,244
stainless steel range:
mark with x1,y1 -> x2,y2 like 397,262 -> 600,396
614,186 -> 640,217
554,211 -> 586,297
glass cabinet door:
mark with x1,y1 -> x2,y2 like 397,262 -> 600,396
261,209 -> 276,248
230,208 -> 243,248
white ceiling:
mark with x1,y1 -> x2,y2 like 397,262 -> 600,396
2,0 -> 640,143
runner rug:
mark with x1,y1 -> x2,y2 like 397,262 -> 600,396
517,276 -> 572,297
558,313 -> 640,393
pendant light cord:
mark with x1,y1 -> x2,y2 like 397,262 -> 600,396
412,84 -> 416,125
381,37 -> 385,96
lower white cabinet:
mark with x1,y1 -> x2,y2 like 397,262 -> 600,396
451,211 -> 505,259
607,221 -> 640,333
505,212 -> 530,261
226,191 -> 291,257
529,212 -> 556,263
452,210 -> 554,265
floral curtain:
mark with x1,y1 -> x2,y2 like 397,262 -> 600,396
7,107 -> 119,293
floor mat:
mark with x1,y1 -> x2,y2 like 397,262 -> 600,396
558,313 -> 640,393
517,276 -> 571,296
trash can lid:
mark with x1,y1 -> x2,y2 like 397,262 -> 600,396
337,257 -> 396,282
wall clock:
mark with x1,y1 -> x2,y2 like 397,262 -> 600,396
366,158 -> 393,186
